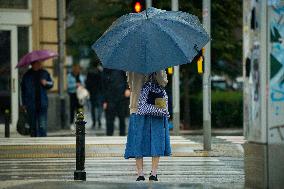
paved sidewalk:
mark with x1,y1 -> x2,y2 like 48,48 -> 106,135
0,135 -> 245,188
0,136 -> 245,158
0,127 -> 243,138
1,180 -> 244,189
0,156 -> 244,188
0,136 -> 203,158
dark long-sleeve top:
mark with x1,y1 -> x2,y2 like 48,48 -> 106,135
21,68 -> 53,112
102,69 -> 128,104
85,69 -> 104,100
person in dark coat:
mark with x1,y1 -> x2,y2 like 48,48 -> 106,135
102,69 -> 130,136
85,63 -> 104,129
21,61 -> 53,137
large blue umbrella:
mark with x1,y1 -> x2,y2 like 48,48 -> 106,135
92,7 -> 209,74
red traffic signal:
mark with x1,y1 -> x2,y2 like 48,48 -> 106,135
134,2 -> 142,13
132,0 -> 145,13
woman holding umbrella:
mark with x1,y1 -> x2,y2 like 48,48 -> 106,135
18,50 -> 56,137
124,70 -> 171,181
92,7 -> 209,181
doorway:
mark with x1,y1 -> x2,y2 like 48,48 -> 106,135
0,25 -> 18,129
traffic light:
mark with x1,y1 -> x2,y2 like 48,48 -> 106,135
197,56 -> 203,74
132,0 -> 145,13
197,48 -> 204,74
167,67 -> 173,75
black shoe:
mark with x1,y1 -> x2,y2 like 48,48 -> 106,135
149,175 -> 158,181
136,176 -> 145,181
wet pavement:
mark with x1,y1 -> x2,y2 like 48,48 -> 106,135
0,136 -> 205,158
0,136 -> 245,189
2,181 -> 244,189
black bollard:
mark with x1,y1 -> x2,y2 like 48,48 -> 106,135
74,110 -> 86,181
4,109 -> 10,138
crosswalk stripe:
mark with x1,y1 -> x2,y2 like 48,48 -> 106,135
0,156 -> 244,184
215,136 -> 246,145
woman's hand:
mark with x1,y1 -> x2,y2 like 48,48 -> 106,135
124,89 -> 131,98
20,106 -> 27,112
103,102 -> 108,110
41,79 -> 47,86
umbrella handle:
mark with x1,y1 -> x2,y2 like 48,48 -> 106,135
146,9 -> 148,18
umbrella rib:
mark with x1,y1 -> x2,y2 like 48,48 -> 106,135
150,20 -> 188,61
104,14 -> 145,35
102,23 -> 143,67
154,17 -> 207,39
153,17 -> 209,53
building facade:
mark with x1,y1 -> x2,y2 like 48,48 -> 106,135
243,0 -> 284,188
0,0 -> 67,132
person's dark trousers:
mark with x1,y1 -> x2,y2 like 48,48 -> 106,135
105,109 -> 115,136
27,109 -> 47,137
90,98 -> 97,128
69,93 -> 81,124
105,103 -> 126,136
96,105 -> 103,128
96,96 -> 104,128
90,98 -> 103,128
118,115 -> 126,136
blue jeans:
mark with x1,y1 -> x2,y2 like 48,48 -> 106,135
27,109 -> 47,137
90,99 -> 103,127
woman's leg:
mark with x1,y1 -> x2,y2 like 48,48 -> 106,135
135,158 -> 144,176
151,156 -> 160,176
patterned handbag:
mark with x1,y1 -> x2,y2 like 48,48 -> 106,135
137,74 -> 170,118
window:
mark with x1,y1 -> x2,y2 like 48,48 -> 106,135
18,27 -> 30,80
0,0 -> 28,9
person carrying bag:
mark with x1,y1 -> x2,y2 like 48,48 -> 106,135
124,70 -> 172,182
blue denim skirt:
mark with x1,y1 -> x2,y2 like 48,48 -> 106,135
124,114 -> 172,159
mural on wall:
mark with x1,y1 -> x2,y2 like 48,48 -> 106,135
269,1 -> 284,142
248,39 -> 261,140
250,42 -> 261,129
246,1 -> 263,141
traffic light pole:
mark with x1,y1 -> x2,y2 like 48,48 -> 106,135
57,0 -> 66,129
202,0 -> 211,150
146,0 -> 152,8
171,0 -> 180,136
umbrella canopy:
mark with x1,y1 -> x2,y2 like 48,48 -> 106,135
16,50 -> 58,68
92,7 -> 209,74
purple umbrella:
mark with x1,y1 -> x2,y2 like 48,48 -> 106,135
16,50 -> 58,68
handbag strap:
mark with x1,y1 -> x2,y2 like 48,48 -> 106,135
148,73 -> 157,83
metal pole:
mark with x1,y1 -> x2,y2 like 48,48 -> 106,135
202,0 -> 211,150
146,0 -> 152,8
171,0 -> 180,136
74,111 -> 86,181
57,0 -> 66,129
4,109 -> 10,138
242,0 -> 250,139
